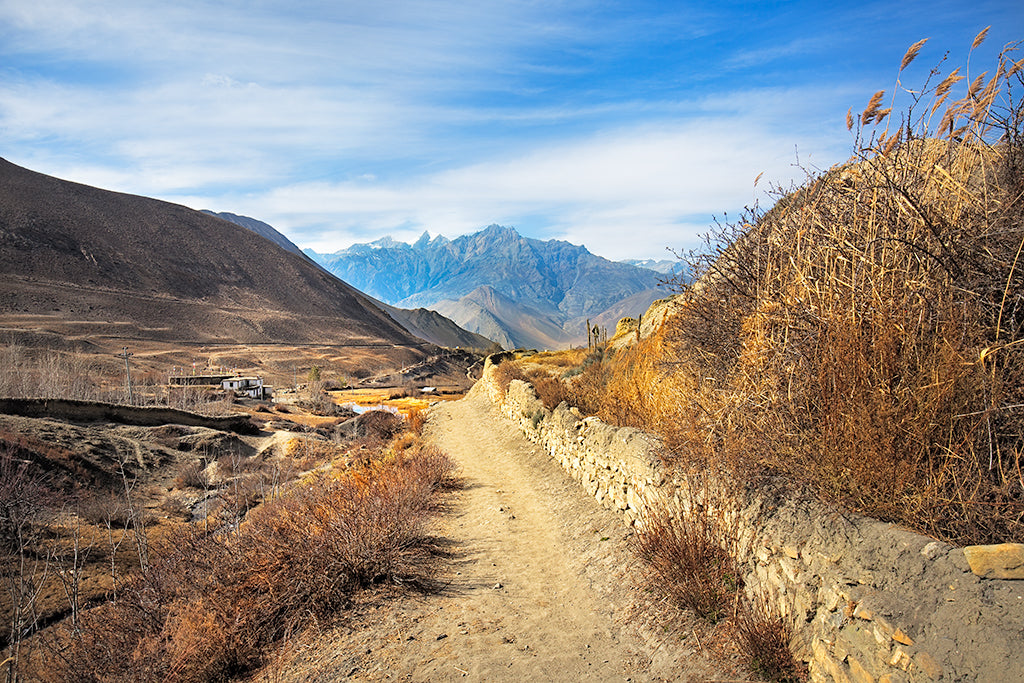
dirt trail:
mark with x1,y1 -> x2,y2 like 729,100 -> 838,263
272,385 -> 731,682
406,388 -> 643,681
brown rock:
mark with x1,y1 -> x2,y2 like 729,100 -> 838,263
614,317 -> 639,338
854,603 -> 874,620
812,639 -> 852,683
962,543 -> 1024,579
892,628 -> 914,646
848,656 -> 876,683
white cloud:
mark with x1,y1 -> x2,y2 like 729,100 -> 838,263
204,103 -> 850,260
0,0 -> 906,262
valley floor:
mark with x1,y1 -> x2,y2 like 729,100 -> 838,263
265,385 -> 738,682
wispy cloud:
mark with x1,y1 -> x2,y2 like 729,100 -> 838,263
210,96 -> 849,259
1,0 -> 1021,262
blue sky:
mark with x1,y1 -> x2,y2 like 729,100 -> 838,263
1,1 -> 1021,261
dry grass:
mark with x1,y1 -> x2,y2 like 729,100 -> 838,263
631,503 -> 740,624
502,39 -> 1024,546
39,433 -> 457,683
631,482 -> 805,681
732,597 -> 806,683
408,407 -> 427,435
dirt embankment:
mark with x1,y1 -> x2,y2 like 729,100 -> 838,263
0,398 -> 257,433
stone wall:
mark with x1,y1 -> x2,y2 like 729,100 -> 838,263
481,365 -> 1024,682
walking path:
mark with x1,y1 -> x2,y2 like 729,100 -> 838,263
272,385 -> 733,682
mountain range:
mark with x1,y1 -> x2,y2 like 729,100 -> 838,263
621,258 -> 682,275
204,211 -> 497,351
0,158 -> 488,362
307,226 -> 666,349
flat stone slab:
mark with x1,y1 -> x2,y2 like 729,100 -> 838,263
963,543 -> 1024,579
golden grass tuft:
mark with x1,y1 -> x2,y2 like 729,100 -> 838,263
972,26 -> 990,51
861,90 -> 885,124
901,38 -> 929,71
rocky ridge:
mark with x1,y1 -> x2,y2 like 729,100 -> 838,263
307,225 -> 666,349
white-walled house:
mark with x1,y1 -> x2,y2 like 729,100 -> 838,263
222,376 -> 273,400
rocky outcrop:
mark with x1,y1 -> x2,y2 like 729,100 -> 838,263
478,366 -> 1024,682
963,543 -> 1024,580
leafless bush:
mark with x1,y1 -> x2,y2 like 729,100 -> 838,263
174,461 -> 209,489
358,411 -> 406,442
48,434 -> 458,683
407,408 -> 427,436
490,358 -> 527,394
0,445 -> 59,676
631,485 -> 742,624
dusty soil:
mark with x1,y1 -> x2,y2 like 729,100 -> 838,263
263,386 -> 740,682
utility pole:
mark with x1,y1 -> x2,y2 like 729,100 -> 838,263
117,347 -> 134,404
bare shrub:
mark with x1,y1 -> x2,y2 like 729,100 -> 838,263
631,491 -> 741,624
284,435 -> 341,464
525,370 -> 573,410
358,410 -> 406,442
491,359 -> 527,395
407,407 -> 427,436
174,461 -> 209,489
219,473 -> 266,524
0,445 -> 59,674
48,432 -> 458,683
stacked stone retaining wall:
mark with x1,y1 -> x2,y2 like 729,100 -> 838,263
479,365 -> 1024,682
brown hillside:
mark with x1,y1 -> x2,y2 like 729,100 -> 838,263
0,157 -> 423,350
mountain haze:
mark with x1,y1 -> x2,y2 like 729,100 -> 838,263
308,225 -> 664,349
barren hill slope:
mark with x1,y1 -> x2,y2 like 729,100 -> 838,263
0,157 -> 422,350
